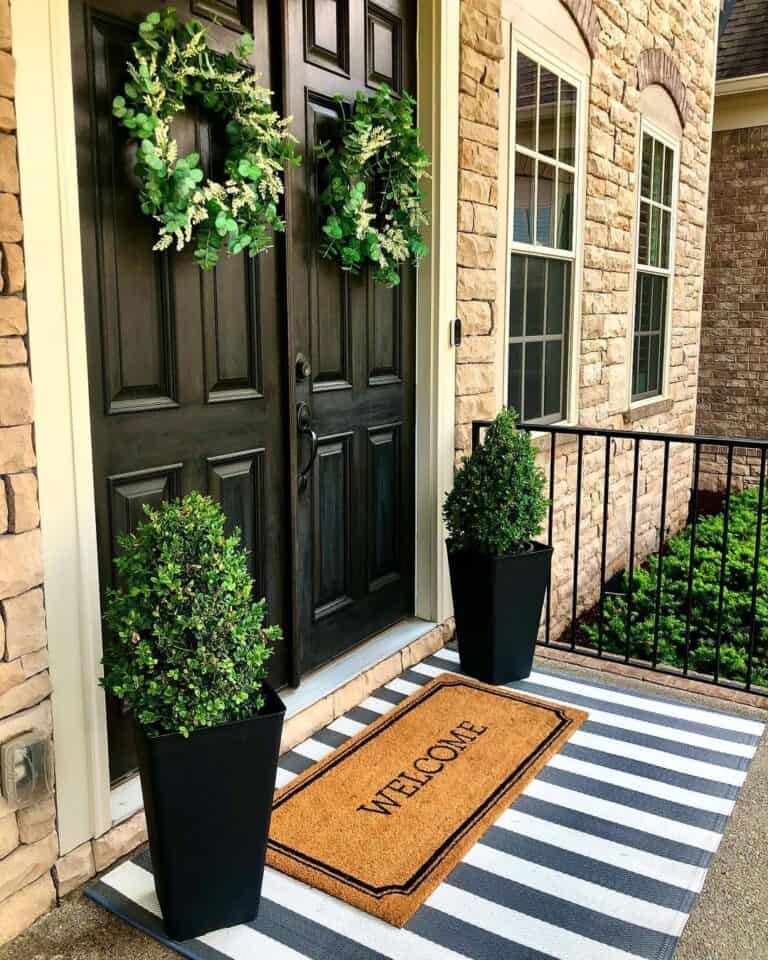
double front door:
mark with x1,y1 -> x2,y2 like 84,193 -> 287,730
71,0 -> 416,781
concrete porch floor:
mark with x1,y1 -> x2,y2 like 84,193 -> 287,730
2,655 -> 766,960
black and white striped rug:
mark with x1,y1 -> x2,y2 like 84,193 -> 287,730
88,646 -> 765,960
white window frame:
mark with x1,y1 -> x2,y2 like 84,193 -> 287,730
628,117 -> 679,410
502,32 -> 588,426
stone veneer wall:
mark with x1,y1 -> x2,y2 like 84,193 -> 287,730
455,0 -> 719,644
697,124 -> 768,494
0,2 -> 149,944
455,0 -> 505,458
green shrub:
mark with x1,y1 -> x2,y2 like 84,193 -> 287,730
581,484 -> 768,687
443,407 -> 548,556
101,493 -> 280,737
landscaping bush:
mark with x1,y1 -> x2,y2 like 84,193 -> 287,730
581,484 -> 768,687
101,492 -> 280,737
443,407 -> 548,556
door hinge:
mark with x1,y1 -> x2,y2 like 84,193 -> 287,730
452,316 -> 462,348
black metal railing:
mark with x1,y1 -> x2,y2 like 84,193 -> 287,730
472,419 -> 768,697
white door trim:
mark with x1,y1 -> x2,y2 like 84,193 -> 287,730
11,0 -> 457,854
12,0 -> 112,851
415,0 -> 459,625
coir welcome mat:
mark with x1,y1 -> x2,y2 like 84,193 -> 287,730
267,672 -> 587,925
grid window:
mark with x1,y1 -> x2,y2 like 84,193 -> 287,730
509,49 -> 579,423
508,254 -> 571,423
632,129 -> 676,402
512,53 -> 577,253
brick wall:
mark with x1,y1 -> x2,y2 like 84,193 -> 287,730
697,124 -> 768,493
454,0 -> 719,643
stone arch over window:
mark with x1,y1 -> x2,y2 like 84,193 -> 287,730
559,0 -> 600,59
636,49 -> 688,128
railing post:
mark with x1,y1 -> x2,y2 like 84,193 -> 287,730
652,440 -> 670,669
570,433 -> 584,651
714,445 -> 735,684
746,447 -> 767,692
625,438 -> 641,663
683,445 -> 701,677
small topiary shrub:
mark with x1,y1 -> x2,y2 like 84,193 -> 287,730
581,484 -> 768,687
101,492 -> 280,737
443,407 -> 548,556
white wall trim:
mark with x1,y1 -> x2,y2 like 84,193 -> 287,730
713,89 -> 768,132
715,73 -> 768,97
12,0 -> 457,851
11,0 -> 112,852
415,0 -> 458,623
500,25 -> 589,426
625,117 -> 680,412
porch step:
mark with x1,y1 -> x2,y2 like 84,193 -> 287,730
279,618 -> 453,754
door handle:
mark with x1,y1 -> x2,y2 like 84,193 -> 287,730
297,401 -> 318,493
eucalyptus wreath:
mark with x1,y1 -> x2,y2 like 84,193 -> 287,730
317,85 -> 430,287
112,6 -> 298,269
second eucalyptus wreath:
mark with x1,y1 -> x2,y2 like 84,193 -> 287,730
317,85 -> 431,288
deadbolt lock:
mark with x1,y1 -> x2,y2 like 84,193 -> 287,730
296,353 -> 312,382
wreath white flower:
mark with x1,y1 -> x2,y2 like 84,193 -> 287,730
113,6 -> 298,269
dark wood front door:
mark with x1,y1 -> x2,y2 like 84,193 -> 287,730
70,0 -> 291,782
284,0 -> 417,673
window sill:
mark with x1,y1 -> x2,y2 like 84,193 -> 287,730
623,397 -> 673,424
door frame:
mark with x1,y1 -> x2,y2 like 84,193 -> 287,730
12,0 -> 458,854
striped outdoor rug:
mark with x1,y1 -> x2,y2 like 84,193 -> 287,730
88,646 -> 765,960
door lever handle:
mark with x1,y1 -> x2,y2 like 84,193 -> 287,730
297,401 -> 318,493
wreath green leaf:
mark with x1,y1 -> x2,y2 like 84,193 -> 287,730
113,6 -> 299,269
317,86 -> 430,288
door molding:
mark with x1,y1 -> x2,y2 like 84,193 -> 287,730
12,0 -> 457,854
414,0 -> 459,627
12,0 -> 111,851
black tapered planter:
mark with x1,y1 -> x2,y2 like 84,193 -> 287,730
133,683 -> 285,941
447,541 -> 553,684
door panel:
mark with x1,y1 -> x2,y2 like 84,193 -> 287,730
71,0 -> 291,782
285,0 -> 416,673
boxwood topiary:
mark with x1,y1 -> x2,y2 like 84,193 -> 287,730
444,407 -> 548,556
101,492 -> 280,738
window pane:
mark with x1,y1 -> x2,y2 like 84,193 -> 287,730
638,273 -> 651,331
509,254 -> 524,337
660,210 -> 671,269
638,200 -> 650,265
557,169 -> 574,249
513,153 -> 534,243
648,334 -> 661,395
558,79 -> 577,165
634,336 -> 649,396
632,274 -> 667,400
650,205 -> 661,267
524,341 -> 543,421
536,161 -> 555,246
508,342 -> 523,415
544,340 -> 563,417
641,134 -> 653,199
653,275 -> 667,333
546,260 -> 565,334
652,139 -> 663,202
516,54 -> 537,150
509,254 -> 572,423
663,145 -> 674,206
632,335 -> 640,395
526,257 -> 546,335
538,68 -> 558,159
